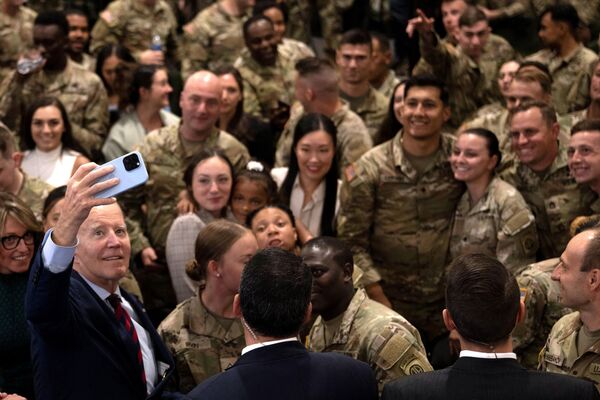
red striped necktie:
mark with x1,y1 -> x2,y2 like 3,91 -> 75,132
107,293 -> 147,385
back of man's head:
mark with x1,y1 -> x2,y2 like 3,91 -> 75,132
446,253 -> 520,346
295,57 -> 339,98
239,247 -> 312,338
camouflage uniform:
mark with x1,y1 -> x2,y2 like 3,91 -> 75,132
70,53 -> 96,72
512,258 -> 571,370
125,123 -> 250,251
0,5 -> 36,84
0,59 -> 109,159
17,172 -> 51,221
539,311 -> 600,390
158,294 -> 245,393
278,38 -> 315,66
341,87 -> 388,141
274,102 -> 373,175
500,145 -> 596,260
562,108 -> 588,135
284,0 -> 311,45
449,177 -> 538,274
526,46 -> 598,115
417,33 -> 503,128
337,132 -> 464,340
373,70 -> 400,101
181,2 -> 248,79
307,289 -> 432,394
234,50 -> 296,120
90,0 -> 178,63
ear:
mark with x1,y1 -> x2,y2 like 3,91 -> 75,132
515,298 -> 526,324
442,308 -> 457,331
589,269 -> 600,291
306,88 -> 316,102
487,154 -> 498,171
11,151 -> 23,168
139,86 -> 150,101
233,294 -> 242,318
343,262 -> 353,283
207,259 -> 220,278
550,122 -> 560,141
442,105 -> 451,123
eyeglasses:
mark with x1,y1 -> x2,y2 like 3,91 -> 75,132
1,232 -> 34,250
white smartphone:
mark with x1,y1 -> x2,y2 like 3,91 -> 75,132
94,151 -> 149,198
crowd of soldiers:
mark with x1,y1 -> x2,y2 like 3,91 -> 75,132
3,0 -> 600,398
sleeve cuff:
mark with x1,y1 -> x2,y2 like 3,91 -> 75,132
41,229 -> 78,273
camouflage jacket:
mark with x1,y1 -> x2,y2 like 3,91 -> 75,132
274,101 -> 373,175
500,145 -> 597,259
341,86 -> 388,141
0,5 -> 36,83
373,70 -> 400,100
125,124 -> 250,251
279,38 -> 315,66
307,289 -> 432,394
450,177 -> 538,274
418,33 -> 503,128
181,2 -> 248,78
18,172 -> 52,221
158,295 -> 245,392
337,131 -> 464,306
234,50 -> 296,119
513,258 -> 571,369
540,311 -> 600,390
0,59 -> 109,159
90,0 -> 178,63
526,46 -> 598,115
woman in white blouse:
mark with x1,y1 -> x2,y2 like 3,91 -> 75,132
19,97 -> 90,187
271,113 -> 340,242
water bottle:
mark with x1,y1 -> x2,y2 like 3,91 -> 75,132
17,56 -> 44,75
150,34 -> 163,52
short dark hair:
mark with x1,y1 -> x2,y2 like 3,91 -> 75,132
279,113 -> 338,236
239,247 -> 312,337
64,8 -> 88,20
34,10 -> 69,36
581,230 -> 600,272
541,2 -> 580,35
243,14 -> 273,41
508,100 -> 557,127
404,74 -> 449,105
339,29 -> 372,49
571,119 -> 600,136
461,127 -> 502,168
42,185 -> 67,221
95,44 -> 136,95
446,253 -> 520,345
253,1 -> 288,23
303,236 -> 354,269
458,5 -> 487,27
370,31 -> 390,52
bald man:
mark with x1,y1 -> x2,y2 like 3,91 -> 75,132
121,71 -> 250,317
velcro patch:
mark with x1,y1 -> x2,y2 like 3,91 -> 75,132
375,333 -> 411,371
503,209 -> 533,236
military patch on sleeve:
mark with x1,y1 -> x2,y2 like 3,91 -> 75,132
502,209 -> 533,236
375,332 -> 411,371
408,363 -> 425,375
345,164 -> 356,182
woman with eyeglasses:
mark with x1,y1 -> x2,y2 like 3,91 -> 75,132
0,192 -> 43,399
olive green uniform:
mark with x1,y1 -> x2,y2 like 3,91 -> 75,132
17,172 -> 52,221
373,70 -> 400,101
526,45 -> 598,115
0,5 -> 36,84
500,145 -> 597,259
340,86 -> 388,141
158,294 -> 245,393
449,177 -> 538,274
278,37 -> 315,66
0,59 -> 109,159
181,2 -> 248,78
307,289 -> 432,394
337,132 -> 464,340
540,311 -> 600,391
274,101 -> 373,176
512,258 -> 571,369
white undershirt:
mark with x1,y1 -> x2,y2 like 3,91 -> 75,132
241,337 -> 299,355
460,350 -> 517,359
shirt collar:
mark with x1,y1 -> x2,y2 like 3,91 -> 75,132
460,350 -> 517,359
241,337 -> 299,355
79,272 -> 123,302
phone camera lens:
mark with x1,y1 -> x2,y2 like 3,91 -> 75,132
123,154 -> 140,171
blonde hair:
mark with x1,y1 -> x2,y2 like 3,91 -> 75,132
0,192 -> 43,235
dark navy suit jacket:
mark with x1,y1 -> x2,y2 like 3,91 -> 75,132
382,356 -> 600,400
186,341 -> 379,400
26,240 -> 175,400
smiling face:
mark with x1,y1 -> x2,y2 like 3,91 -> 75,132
101,54 -> 120,91
73,204 -> 130,291
251,207 -> 297,251
218,73 -> 242,117
441,0 -> 467,40
191,156 -> 233,217
145,68 -> 172,109
401,85 -> 450,142
498,61 -> 520,98
295,129 -> 335,184
0,215 -> 34,274
31,105 -> 65,152
43,197 -> 65,232
393,83 -> 406,122
509,107 -> 559,172
245,19 -> 278,66
336,43 -> 371,85
230,178 -> 270,224
180,72 -> 222,137
450,133 -> 497,184
505,79 -> 548,112
66,14 -> 89,55
568,131 -> 600,190
457,20 -> 490,61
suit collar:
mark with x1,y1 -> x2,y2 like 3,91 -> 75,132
232,341 -> 307,368
452,356 -> 525,373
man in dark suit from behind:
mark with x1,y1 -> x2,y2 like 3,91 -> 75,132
187,247 -> 379,400
382,253 -> 600,400
26,163 -> 175,400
